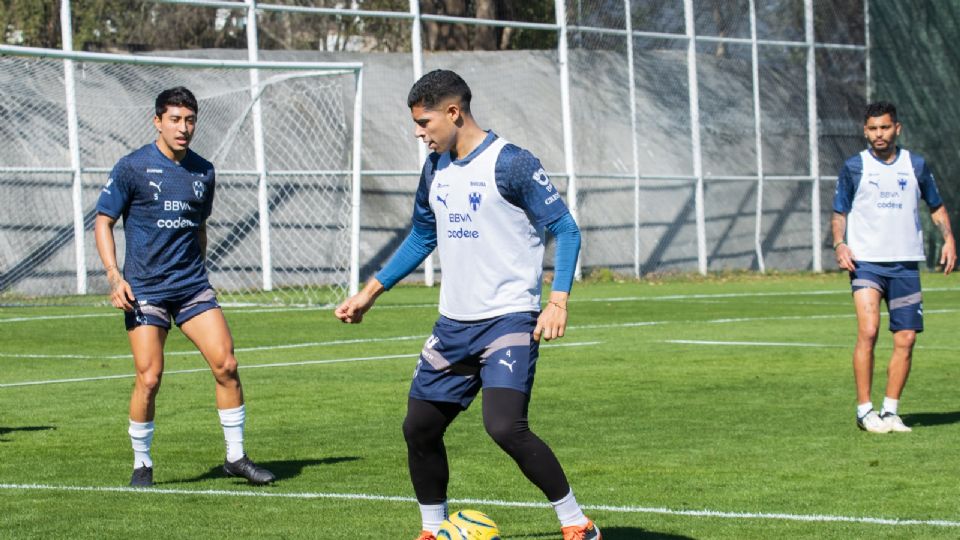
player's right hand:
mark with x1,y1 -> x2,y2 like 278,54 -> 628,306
334,294 -> 371,324
109,278 -> 135,311
335,278 -> 386,324
835,243 -> 856,272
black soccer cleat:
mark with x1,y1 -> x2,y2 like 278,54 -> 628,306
130,466 -> 153,487
223,455 -> 276,485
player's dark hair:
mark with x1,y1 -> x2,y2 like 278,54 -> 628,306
155,86 -> 198,118
407,69 -> 472,113
864,101 -> 897,123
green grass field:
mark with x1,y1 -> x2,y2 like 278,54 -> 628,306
2,272 -> 959,539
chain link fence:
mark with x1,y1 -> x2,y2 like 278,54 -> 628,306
1,0 -> 871,305
0,52 -> 360,305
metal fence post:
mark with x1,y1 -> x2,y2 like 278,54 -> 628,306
247,0 -> 272,290
865,0 -> 871,103
805,0 -> 822,272
555,0 -> 582,279
683,0 -> 707,275
624,0 -> 642,278
60,0 -> 86,294
410,0 -> 434,287
749,0 -> 766,272
350,69 -> 364,296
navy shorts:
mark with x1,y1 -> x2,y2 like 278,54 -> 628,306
850,261 -> 923,332
410,312 -> 539,408
125,287 -> 220,331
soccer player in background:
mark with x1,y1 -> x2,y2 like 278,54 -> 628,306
334,70 -> 601,540
832,101 -> 956,434
95,87 -> 275,487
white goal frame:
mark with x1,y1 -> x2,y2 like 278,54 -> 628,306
0,42 -> 364,301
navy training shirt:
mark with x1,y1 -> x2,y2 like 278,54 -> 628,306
96,143 -> 215,300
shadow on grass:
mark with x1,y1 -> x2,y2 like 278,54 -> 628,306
523,527 -> 695,539
602,529 -> 696,540
900,411 -> 960,427
0,426 -> 55,442
163,456 -> 360,484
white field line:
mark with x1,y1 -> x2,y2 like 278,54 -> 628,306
0,483 -> 956,528
662,339 -> 954,351
0,341 -> 602,388
2,308 -> 957,361
3,286 -> 959,324
665,339 -> 840,348
0,334 -> 429,360
567,308 -> 956,331
0,313 -> 114,323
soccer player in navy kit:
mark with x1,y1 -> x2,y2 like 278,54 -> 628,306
832,101 -> 956,433
335,70 -> 601,540
95,87 -> 275,487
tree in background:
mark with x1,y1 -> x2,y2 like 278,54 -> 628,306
1,0 -> 557,52
1,0 -> 61,48
419,0 -> 555,51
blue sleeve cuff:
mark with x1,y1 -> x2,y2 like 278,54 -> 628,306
375,225 -> 437,289
545,213 -> 581,293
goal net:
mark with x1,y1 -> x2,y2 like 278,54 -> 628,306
0,50 -> 361,306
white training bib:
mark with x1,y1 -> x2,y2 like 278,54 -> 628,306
847,149 -> 926,262
430,137 -> 545,320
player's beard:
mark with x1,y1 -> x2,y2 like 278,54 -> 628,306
870,137 -> 894,156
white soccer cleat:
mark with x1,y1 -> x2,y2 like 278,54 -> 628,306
880,412 -> 912,433
857,410 -> 891,433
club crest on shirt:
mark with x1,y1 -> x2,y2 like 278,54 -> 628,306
193,180 -> 205,200
468,192 -> 482,211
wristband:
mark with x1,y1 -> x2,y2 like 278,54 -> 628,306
548,300 -> 566,311
833,241 -> 846,250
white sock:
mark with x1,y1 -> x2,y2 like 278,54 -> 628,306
881,397 -> 899,416
419,502 -> 448,534
218,405 -> 246,463
551,489 -> 588,527
856,402 -> 873,418
128,419 -> 154,469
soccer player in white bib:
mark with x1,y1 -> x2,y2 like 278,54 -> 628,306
95,87 -> 275,487
335,70 -> 601,540
832,101 -> 956,434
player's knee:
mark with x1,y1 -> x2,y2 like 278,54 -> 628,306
857,325 -> 879,343
402,414 -> 442,448
484,415 -> 528,450
894,330 -> 917,349
211,355 -> 239,384
401,414 -> 428,444
137,372 -> 162,395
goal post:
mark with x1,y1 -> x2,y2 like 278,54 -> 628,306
0,45 -> 363,306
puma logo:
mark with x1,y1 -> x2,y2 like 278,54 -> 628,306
498,359 -> 516,373
868,180 -> 879,189
436,193 -> 449,209
149,180 -> 163,193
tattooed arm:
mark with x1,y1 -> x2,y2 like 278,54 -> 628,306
931,205 -> 956,275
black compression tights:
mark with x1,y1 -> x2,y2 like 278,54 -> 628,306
402,387 -> 571,504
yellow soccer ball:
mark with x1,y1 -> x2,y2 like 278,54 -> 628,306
436,509 -> 501,540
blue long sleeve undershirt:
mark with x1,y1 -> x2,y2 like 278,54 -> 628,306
544,212 -> 580,293
375,212 -> 581,294
374,225 -> 437,290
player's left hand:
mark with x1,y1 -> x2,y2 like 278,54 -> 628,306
940,238 -> 957,275
534,293 -> 568,342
